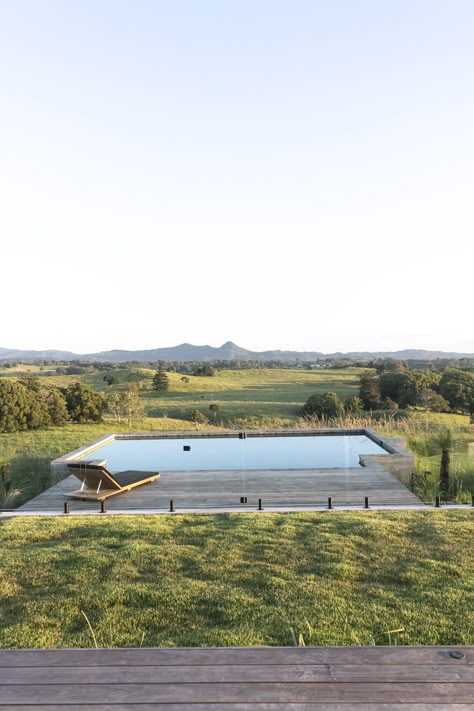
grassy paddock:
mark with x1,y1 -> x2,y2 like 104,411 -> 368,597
143,368 -> 361,420
0,511 -> 472,649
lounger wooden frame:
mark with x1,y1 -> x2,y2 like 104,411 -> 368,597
66,459 -> 160,501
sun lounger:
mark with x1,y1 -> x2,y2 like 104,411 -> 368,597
66,459 -> 160,501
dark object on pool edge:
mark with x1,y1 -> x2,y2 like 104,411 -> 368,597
66,459 -> 160,501
239,432 -> 247,439
183,445 -> 191,451
448,650 -> 465,659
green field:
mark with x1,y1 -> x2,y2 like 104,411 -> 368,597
0,365 -> 362,420
141,368 -> 361,421
0,511 -> 473,648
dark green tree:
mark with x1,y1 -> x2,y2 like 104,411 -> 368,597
64,382 -> 106,423
0,379 -> 71,432
372,359 -> 409,374
438,369 -> 474,413
0,380 -> 34,432
193,365 -> 216,377
43,386 -> 69,425
416,389 -> 450,412
359,372 -> 381,410
26,394 -> 51,429
17,374 -> 64,428
303,391 -> 345,418
152,370 -> 170,392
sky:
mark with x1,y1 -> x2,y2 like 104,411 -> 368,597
1,0 -> 473,354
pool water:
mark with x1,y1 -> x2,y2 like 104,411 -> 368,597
78,435 -> 387,472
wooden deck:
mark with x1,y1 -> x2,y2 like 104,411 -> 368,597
0,646 -> 472,708
18,465 -> 421,512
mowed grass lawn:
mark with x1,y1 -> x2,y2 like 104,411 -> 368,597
1,511 -> 473,649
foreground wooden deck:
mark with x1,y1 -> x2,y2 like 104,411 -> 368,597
0,646 -> 472,708
18,465 -> 421,512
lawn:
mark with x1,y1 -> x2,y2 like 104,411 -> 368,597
0,511 -> 473,648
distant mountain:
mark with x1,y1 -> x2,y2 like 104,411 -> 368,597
87,341 -> 258,363
0,347 -> 77,361
1,342 -> 473,363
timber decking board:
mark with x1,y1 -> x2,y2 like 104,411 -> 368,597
18,464 -> 420,512
2,663 -> 474,683
0,647 -> 472,708
1,646 -> 472,665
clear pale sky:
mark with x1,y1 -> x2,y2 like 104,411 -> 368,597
1,0 -> 473,354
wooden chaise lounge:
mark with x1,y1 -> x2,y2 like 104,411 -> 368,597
66,459 -> 160,501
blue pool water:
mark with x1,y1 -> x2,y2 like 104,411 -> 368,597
79,435 -> 387,472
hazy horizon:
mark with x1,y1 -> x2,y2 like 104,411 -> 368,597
1,338 -> 474,356
1,1 -> 473,353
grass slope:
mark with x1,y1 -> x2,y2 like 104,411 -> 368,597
0,511 -> 473,648
144,368 -> 361,420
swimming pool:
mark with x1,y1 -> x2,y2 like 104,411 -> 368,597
75,433 -> 388,472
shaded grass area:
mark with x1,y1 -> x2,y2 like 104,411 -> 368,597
0,511 -> 473,648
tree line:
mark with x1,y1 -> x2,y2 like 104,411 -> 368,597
303,367 -> 474,418
359,367 -> 474,414
0,376 -> 106,433
2,355 -> 473,372
0,373 -> 151,434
